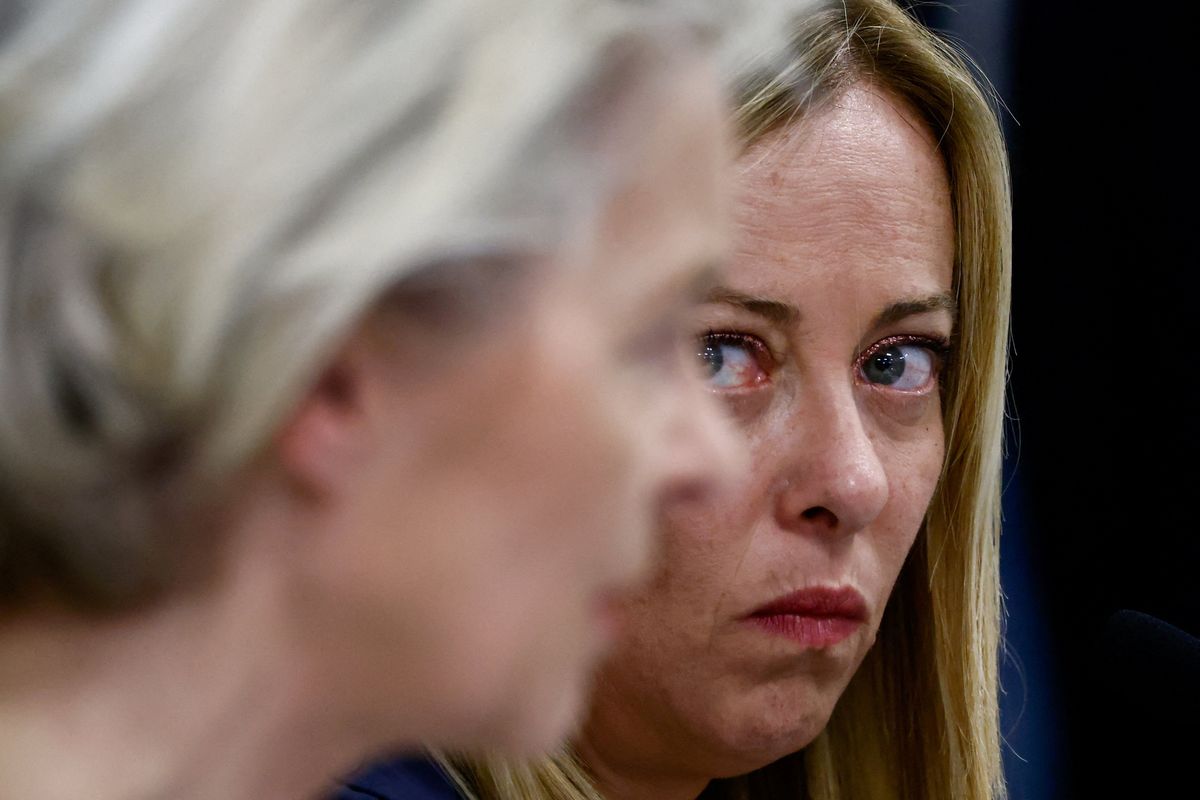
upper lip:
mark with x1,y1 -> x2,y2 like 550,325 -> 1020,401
747,586 -> 868,621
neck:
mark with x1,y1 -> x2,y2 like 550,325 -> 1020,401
576,719 -> 711,800
0,523 -> 365,800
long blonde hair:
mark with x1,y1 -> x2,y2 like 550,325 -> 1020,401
446,0 -> 1011,797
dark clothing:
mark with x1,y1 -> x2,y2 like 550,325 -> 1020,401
334,757 -> 461,800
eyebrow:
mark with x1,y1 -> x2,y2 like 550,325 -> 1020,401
703,286 -> 800,325
703,286 -> 957,329
871,292 -> 958,329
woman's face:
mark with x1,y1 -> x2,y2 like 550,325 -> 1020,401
286,68 -> 738,755
580,84 -> 956,786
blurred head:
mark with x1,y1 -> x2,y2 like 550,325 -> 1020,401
0,0 -> 737,754
571,1 -> 1011,797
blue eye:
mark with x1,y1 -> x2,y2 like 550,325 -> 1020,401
859,341 -> 939,390
698,333 -> 770,389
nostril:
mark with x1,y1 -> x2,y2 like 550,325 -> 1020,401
800,506 -> 838,527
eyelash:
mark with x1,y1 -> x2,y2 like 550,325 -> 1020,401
699,331 -> 953,387
696,330 -> 774,390
856,333 -> 952,393
702,330 -> 774,360
857,334 -> 952,367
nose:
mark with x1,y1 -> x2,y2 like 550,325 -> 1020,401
773,388 -> 889,536
653,376 -> 745,511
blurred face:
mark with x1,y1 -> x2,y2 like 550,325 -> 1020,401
284,67 -> 737,754
579,84 -> 956,790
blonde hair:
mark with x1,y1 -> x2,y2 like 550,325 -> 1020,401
447,0 -> 1011,797
0,0 -> 702,611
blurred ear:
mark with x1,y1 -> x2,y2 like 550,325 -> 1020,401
274,332 -> 373,500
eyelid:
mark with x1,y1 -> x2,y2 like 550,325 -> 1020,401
703,330 -> 777,369
860,333 -> 950,359
855,333 -> 952,388
699,330 -> 776,391
696,299 -> 791,350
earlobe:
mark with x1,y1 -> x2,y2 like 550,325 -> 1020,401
275,355 -> 367,500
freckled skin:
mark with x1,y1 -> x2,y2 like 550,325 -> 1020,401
579,83 -> 956,798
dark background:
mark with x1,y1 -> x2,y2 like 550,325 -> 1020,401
909,1 -> 1200,797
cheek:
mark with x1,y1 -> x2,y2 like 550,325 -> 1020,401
618,492 -> 756,660
874,424 -> 945,574
484,309 -> 630,542
465,303 -> 652,661
903,417 -> 946,513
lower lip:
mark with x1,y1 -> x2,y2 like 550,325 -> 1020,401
746,614 -> 862,648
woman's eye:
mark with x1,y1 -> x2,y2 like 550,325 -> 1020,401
859,341 -> 940,391
698,333 -> 769,389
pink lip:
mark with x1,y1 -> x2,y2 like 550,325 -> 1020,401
744,586 -> 867,648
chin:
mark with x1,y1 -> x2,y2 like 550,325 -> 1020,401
485,668 -> 592,756
703,687 -> 838,777
719,720 -> 827,777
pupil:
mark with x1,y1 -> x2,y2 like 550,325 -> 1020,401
868,346 -> 905,385
700,342 -> 723,376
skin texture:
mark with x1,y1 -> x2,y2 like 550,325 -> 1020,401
0,66 -> 739,800
579,83 -> 957,800
276,67 -> 739,756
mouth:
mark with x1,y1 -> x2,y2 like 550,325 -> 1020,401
743,586 -> 868,649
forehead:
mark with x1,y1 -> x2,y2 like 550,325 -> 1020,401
731,83 -> 954,308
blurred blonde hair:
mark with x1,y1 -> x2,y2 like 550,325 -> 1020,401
445,0 -> 1011,797
0,0 -> 703,611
